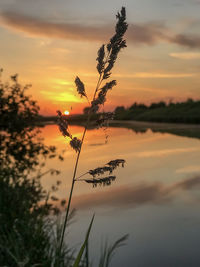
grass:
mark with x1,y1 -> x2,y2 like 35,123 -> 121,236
56,7 -> 128,264
0,7 -> 129,267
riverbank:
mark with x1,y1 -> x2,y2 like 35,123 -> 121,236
109,120 -> 200,130
114,99 -> 200,124
37,112 -> 200,127
36,118 -> 200,140
109,120 -> 200,140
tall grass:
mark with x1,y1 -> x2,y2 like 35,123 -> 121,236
56,6 -> 128,265
0,7 -> 129,267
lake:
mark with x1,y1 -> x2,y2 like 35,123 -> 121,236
40,122 -> 200,267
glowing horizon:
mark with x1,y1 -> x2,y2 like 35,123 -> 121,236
0,1 -> 200,115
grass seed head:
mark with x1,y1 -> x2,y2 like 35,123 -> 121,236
70,137 -> 82,153
96,44 -> 105,74
75,76 -> 87,98
56,110 -> 72,138
85,175 -> 116,187
107,159 -> 126,169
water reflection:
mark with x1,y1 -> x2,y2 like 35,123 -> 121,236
109,120 -> 200,140
39,123 -> 200,267
70,175 -> 200,210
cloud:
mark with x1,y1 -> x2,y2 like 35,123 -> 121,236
172,176 -> 200,190
116,72 -> 196,79
127,23 -> 168,45
1,11 -> 200,48
0,11 -> 110,42
0,12 -> 169,45
77,72 -> 196,79
40,90 -> 81,103
192,0 -> 200,4
169,52 -> 200,59
169,34 -> 200,49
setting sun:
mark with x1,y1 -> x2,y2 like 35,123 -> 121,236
64,110 -> 70,115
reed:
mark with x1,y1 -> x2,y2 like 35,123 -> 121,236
56,6 -> 128,263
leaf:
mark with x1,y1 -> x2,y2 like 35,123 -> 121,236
98,234 -> 129,267
72,214 -> 95,267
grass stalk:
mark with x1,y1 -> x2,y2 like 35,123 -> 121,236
57,6 -> 128,263
58,73 -> 104,257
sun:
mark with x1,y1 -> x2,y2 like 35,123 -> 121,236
64,110 -> 70,115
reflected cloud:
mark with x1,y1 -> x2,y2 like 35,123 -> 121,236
176,165 -> 200,174
137,147 -> 200,158
109,122 -> 200,141
71,182 -> 169,210
173,176 -> 200,190
89,143 -> 105,147
69,175 -> 200,210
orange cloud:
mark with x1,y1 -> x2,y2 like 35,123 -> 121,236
1,11 -> 200,48
40,91 -> 81,103
0,11 -> 110,42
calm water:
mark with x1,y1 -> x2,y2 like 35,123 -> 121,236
40,123 -> 200,267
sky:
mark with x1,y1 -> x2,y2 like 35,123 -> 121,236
0,0 -> 200,115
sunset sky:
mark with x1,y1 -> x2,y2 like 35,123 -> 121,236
0,0 -> 200,115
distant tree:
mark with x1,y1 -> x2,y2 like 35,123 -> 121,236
186,98 -> 194,104
139,103 -> 148,109
129,102 -> 147,110
150,101 -> 166,109
129,102 -> 138,109
114,106 -> 126,114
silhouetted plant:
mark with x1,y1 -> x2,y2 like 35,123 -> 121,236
0,70 -> 69,266
0,6 -> 129,266
56,7 -> 128,264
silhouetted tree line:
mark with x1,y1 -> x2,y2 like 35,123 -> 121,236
114,99 -> 200,124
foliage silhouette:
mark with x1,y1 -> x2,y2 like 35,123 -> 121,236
56,6 -> 128,265
114,99 -> 200,123
0,6 -> 129,266
0,70 -> 70,266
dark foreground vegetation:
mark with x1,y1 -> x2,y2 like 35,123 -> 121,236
0,71 -> 71,266
114,99 -> 200,124
0,70 -> 128,267
0,7 -> 129,266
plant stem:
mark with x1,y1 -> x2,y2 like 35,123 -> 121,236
93,73 -> 103,100
75,171 -> 89,180
58,73 -> 104,256
58,125 -> 87,254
